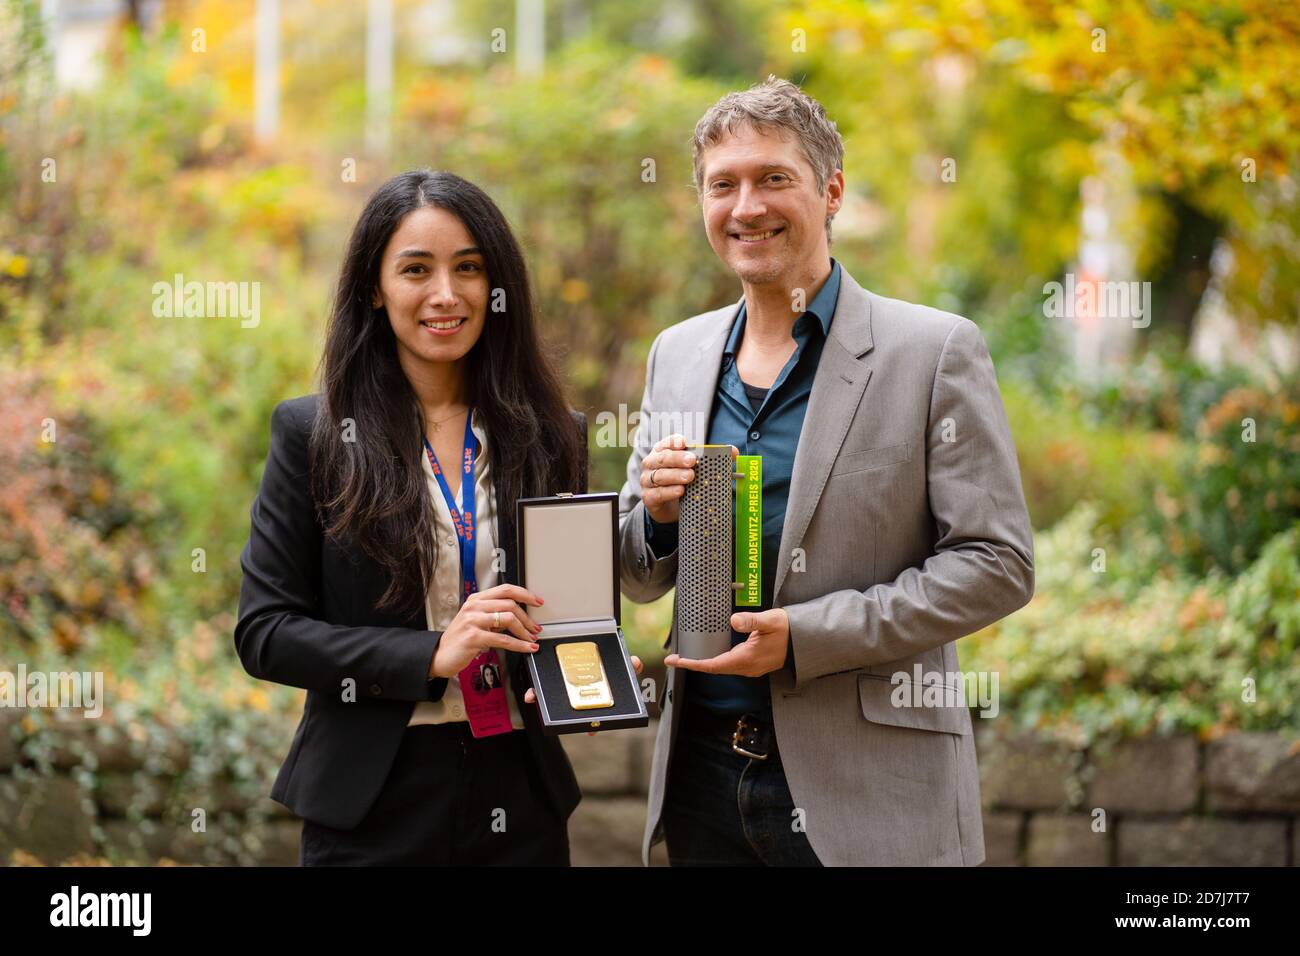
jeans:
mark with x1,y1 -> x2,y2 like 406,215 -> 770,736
661,703 -> 822,866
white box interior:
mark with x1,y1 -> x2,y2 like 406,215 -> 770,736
522,499 -> 615,626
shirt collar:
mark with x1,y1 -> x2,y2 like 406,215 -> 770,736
419,408 -> 487,474
724,257 -> 842,357
469,407 -> 487,458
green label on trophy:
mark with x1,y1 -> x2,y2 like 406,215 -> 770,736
734,455 -> 762,607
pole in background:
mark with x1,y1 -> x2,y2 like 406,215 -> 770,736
254,0 -> 279,143
366,0 -> 393,157
516,0 -> 543,76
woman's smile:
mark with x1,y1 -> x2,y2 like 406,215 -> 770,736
420,316 -> 468,335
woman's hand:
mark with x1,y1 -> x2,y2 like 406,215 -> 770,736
524,656 -> 643,736
430,584 -> 544,679
640,434 -> 738,525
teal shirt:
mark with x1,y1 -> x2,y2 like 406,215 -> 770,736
647,259 -> 842,716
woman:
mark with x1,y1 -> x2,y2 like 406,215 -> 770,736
234,169 -> 625,865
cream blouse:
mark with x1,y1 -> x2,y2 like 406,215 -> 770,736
408,408 -> 526,729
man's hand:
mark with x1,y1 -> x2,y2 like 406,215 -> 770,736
640,434 -> 739,525
525,656 -> 643,736
666,609 -> 789,678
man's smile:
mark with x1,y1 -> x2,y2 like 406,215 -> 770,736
730,226 -> 785,244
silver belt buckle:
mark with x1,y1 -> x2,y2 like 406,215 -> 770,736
731,715 -> 769,760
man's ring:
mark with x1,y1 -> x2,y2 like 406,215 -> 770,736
650,468 -> 660,487
492,611 -> 502,630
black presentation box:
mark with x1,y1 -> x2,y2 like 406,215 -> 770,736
516,492 -> 650,735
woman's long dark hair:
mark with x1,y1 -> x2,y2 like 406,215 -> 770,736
310,169 -> 584,615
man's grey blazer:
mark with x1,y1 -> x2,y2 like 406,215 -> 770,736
618,266 -> 1035,866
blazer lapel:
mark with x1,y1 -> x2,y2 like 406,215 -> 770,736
773,270 -> 875,603
676,302 -> 740,444
493,481 -> 529,688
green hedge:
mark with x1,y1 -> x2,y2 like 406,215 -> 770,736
963,504 -> 1300,748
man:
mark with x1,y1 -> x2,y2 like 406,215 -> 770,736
618,77 -> 1034,866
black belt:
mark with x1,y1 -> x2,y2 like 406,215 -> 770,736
681,701 -> 776,761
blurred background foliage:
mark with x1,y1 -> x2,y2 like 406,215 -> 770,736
1,0 -> 1297,794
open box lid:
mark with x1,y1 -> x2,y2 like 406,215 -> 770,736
517,492 -> 620,630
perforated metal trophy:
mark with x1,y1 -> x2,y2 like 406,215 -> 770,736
676,445 -> 762,659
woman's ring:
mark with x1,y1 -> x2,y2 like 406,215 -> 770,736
492,611 -> 502,630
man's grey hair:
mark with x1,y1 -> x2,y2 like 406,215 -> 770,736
691,75 -> 845,241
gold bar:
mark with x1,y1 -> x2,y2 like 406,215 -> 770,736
555,641 -> 614,710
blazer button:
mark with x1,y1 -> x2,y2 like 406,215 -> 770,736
369,683 -> 382,696
638,555 -> 646,570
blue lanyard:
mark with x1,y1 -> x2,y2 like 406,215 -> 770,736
422,409 -> 478,602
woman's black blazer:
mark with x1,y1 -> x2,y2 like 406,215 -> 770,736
234,393 -> 586,830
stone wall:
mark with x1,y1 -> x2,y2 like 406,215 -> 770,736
568,723 -> 1300,866
3,710 -> 1296,866
978,728 -> 1299,866
0,708 -> 302,866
